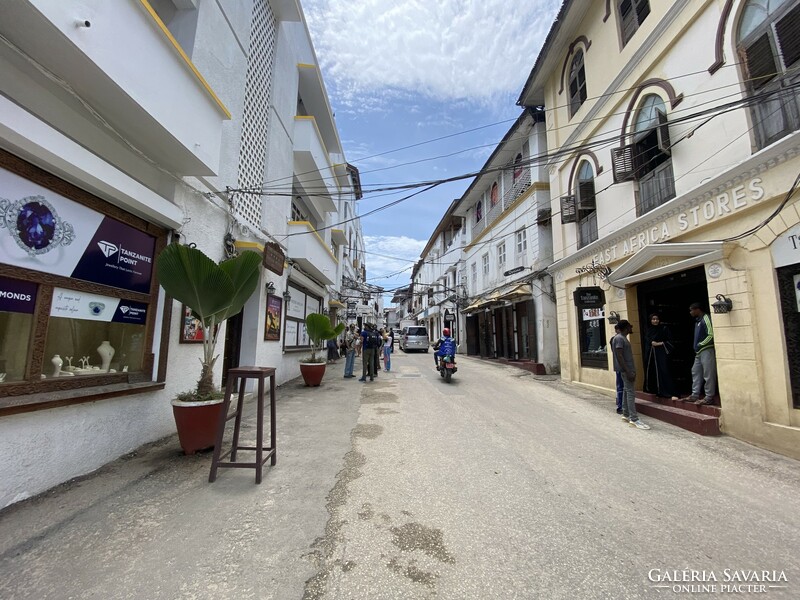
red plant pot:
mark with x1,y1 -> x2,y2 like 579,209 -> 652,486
171,398 -> 225,455
299,362 -> 327,386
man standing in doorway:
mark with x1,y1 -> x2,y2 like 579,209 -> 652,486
684,302 -> 717,406
612,320 -> 650,430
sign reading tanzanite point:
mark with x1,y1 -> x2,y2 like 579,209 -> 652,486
0,276 -> 38,314
71,217 -> 155,294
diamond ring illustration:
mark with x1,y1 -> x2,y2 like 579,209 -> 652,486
1,195 -> 75,256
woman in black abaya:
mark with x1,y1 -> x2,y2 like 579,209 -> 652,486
644,313 -> 677,399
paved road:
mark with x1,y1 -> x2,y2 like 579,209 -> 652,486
1,351 -> 799,599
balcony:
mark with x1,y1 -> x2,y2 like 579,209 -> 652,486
0,1 -> 230,175
294,117 -> 338,213
286,221 -> 338,285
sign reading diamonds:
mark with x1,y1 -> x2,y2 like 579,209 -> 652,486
0,167 -> 156,294
0,275 -> 38,314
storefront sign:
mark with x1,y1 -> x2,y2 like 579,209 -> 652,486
346,311 -> 357,319
582,307 -> 605,321
50,287 -> 147,324
262,242 -> 285,275
0,275 -> 37,314
573,286 -> 605,308
0,167 -> 155,294
503,266 -> 525,276
444,310 -> 455,321
588,177 -> 765,266
771,224 -> 800,269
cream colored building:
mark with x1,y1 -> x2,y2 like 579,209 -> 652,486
518,0 -> 800,458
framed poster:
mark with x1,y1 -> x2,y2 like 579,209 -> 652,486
180,305 -> 207,343
264,294 -> 282,341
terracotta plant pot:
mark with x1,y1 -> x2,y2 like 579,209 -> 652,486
299,362 -> 327,386
171,397 -> 225,455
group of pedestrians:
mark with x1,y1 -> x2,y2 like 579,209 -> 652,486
612,302 -> 719,431
340,323 -> 394,382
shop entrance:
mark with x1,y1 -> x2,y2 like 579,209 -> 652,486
636,266 -> 709,397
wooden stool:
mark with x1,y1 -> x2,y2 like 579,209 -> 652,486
209,366 -> 276,484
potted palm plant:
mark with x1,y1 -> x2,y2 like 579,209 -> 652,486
299,313 -> 345,386
156,243 -> 262,454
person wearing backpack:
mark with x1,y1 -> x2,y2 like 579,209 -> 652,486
359,323 -> 379,382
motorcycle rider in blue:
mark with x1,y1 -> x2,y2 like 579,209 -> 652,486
435,328 -> 456,370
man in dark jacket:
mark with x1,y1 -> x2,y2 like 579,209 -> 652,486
683,303 -> 717,405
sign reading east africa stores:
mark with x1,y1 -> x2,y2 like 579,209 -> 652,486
587,178 -> 765,265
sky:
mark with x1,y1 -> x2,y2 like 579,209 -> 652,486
303,0 -> 562,298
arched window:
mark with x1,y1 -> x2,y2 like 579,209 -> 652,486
512,153 -> 524,183
475,200 -> 483,223
737,0 -> 800,150
568,50 -> 587,117
490,182 -> 499,207
576,161 -> 598,248
631,94 -> 674,214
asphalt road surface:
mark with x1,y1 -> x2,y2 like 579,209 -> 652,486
1,350 -> 798,599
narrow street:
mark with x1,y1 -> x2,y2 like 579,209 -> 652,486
1,351 -> 798,599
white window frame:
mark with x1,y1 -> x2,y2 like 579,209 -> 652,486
482,253 -> 490,275
498,242 -> 506,267
516,229 -> 527,254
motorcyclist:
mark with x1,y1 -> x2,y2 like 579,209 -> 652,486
434,328 -> 456,370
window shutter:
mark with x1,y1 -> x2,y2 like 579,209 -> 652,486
634,0 -> 650,25
743,33 -> 778,90
536,208 -> 552,224
561,195 -> 578,223
776,4 -> 800,68
656,109 -> 671,155
578,181 -> 596,211
612,145 -> 636,182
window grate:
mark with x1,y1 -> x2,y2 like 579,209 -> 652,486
236,0 -> 277,232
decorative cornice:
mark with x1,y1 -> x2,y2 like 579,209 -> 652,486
709,0 -> 734,74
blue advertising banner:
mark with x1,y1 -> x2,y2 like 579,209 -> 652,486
0,275 -> 38,314
0,167 -> 156,294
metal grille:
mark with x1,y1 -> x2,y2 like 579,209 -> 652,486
236,0 -> 277,231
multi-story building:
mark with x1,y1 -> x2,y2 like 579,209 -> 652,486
518,0 -> 800,457
412,201 -> 465,344
453,109 -> 559,373
0,0 -> 359,507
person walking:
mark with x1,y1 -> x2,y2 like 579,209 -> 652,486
644,313 -> 678,399
355,327 -> 362,357
683,303 -> 717,406
343,324 -> 357,378
383,328 -> 393,372
612,320 -> 650,430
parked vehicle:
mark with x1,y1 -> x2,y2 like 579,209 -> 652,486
438,353 -> 457,383
400,326 -> 429,352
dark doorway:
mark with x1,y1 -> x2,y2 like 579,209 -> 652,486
221,309 -> 244,390
777,263 -> 800,408
636,267 -> 709,398
465,315 -> 479,355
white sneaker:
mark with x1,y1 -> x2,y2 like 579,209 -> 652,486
621,415 -> 630,422
630,419 -> 651,430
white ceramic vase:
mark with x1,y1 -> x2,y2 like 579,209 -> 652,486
51,354 -> 63,378
97,341 -> 115,372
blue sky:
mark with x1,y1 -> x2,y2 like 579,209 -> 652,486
304,0 -> 561,296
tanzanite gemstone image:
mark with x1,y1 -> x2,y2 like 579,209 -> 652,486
16,201 -> 55,250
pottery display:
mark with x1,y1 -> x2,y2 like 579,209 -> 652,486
97,341 -> 115,372
51,354 -> 63,378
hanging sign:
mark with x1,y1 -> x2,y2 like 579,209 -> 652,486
262,242 -> 285,275
573,286 -> 605,308
444,310 -> 455,321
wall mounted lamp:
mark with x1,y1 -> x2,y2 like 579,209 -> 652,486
712,294 -> 733,314
282,289 -> 292,304
265,281 -> 276,295
607,311 -> 620,325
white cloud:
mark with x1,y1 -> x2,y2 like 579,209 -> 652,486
305,0 -> 561,108
362,235 -> 426,284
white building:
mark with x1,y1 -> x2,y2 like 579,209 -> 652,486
453,109 -> 559,373
0,0 -> 360,508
